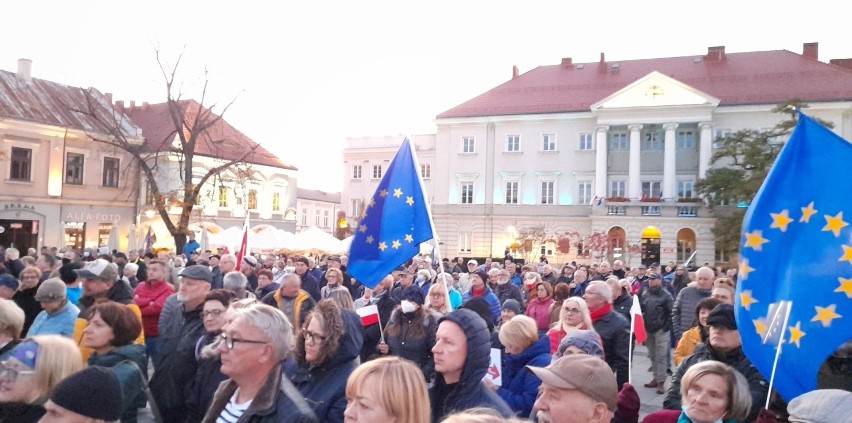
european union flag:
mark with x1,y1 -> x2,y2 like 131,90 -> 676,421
737,112 -> 852,401
347,138 -> 434,288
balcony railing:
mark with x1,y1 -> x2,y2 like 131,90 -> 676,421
641,206 -> 661,216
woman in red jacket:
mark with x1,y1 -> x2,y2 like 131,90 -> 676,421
132,260 -> 175,366
524,281 -> 553,336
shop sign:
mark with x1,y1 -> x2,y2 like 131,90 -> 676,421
64,212 -> 122,222
3,204 -> 36,212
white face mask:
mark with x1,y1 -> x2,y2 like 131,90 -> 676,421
401,300 -> 417,313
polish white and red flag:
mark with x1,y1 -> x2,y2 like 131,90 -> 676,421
357,304 -> 380,326
630,295 -> 648,344
235,215 -> 249,271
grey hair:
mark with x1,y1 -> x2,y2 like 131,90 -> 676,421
231,303 -> 293,362
223,271 -> 248,291
4,248 -> 19,261
587,281 -> 613,303
0,299 -> 25,340
281,273 -> 301,287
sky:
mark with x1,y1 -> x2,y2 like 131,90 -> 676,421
2,1 -> 848,193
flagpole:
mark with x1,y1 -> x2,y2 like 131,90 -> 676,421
628,311 -> 635,385
765,301 -> 793,409
377,310 -> 385,344
682,250 -> 698,268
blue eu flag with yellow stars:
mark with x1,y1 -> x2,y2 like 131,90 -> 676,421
737,112 -> 852,401
347,138 -> 434,289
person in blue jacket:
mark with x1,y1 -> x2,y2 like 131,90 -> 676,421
27,278 -> 79,338
462,270 -> 501,324
486,315 -> 551,417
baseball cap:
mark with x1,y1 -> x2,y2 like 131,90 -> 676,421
527,354 -> 617,411
74,259 -> 118,281
179,265 -> 213,283
706,304 -> 737,330
243,255 -> 258,267
467,259 -> 478,266
0,274 -> 19,291
35,278 -> 67,302
648,273 -> 661,280
326,255 -> 341,263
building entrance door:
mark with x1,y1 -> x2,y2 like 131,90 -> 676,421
0,219 -> 38,251
640,226 -> 661,266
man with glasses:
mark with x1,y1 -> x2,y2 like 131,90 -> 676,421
583,281 -> 630,390
150,265 -> 212,423
205,304 -> 317,422
494,269 -> 523,309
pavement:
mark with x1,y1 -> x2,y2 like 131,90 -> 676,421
137,343 -> 671,422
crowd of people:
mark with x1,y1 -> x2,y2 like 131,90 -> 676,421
0,244 -> 849,423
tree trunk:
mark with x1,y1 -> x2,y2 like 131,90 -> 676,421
173,233 -> 187,255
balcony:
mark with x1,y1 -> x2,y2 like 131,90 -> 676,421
592,197 -> 708,218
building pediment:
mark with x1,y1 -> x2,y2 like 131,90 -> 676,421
591,71 -> 720,111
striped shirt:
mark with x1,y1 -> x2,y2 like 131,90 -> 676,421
216,388 -> 252,423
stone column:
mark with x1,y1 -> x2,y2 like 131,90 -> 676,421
698,122 -> 713,179
595,125 -> 609,198
628,124 -> 643,199
663,123 -> 679,201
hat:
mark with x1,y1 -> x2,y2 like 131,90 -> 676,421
124,262 -> 139,274
179,265 -> 213,283
35,278 -> 66,302
50,366 -> 122,421
74,259 -> 118,281
401,285 -> 425,305
467,259 -> 478,266
459,297 -> 495,332
788,389 -> 852,423
58,262 -> 83,284
0,274 -> 19,291
327,255 -> 341,263
527,354 -> 617,411
296,256 -> 310,266
243,255 -> 258,267
706,304 -> 737,330
501,299 -> 521,315
557,330 -> 605,359
648,273 -> 661,280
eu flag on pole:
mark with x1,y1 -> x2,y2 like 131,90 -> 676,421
737,112 -> 852,401
347,138 -> 434,289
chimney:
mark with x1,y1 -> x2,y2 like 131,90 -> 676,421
512,65 -> 519,79
105,93 -> 113,104
830,58 -> 852,72
561,57 -> 573,67
115,100 -> 125,111
17,58 -> 32,84
803,42 -> 819,60
142,102 -> 150,108
598,52 -> 606,73
706,46 -> 726,61
129,101 -> 136,108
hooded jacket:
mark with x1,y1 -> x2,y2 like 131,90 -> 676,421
285,309 -> 363,423
497,335 -> 551,417
261,289 -> 315,331
77,279 -> 135,316
429,309 -> 512,422
88,343 -> 148,423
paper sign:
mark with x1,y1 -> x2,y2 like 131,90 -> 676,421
482,348 -> 502,386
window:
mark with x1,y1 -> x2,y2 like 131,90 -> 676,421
301,208 -> 308,225
505,181 -> 519,204
10,147 -> 32,181
102,157 -> 120,187
577,181 -> 592,205
372,165 -> 382,179
542,134 -> 556,151
248,190 -> 258,210
462,136 -> 475,153
272,192 -> 281,212
714,129 -> 731,149
609,180 -> 626,197
145,182 -> 154,205
607,206 -> 627,216
218,186 -> 229,207
677,130 -> 696,149
98,223 -> 112,248
643,130 -> 663,150
65,153 -> 84,185
677,181 -> 694,198
642,181 -> 662,198
642,206 -> 661,216
458,232 -> 472,253
350,199 -> 362,217
64,222 -> 85,250
460,182 -> 474,204
541,181 -> 555,204
352,165 -> 362,179
579,133 -> 594,150
610,132 -> 628,150
678,207 -> 698,217
506,135 -> 520,152
323,210 -> 330,228
315,210 -> 321,226
421,164 -> 431,180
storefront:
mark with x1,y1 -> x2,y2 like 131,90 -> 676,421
0,203 -> 46,252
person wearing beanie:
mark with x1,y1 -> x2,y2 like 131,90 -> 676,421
501,299 -> 521,322
57,262 -> 84,305
430,308 -> 512,422
557,329 -> 605,359
378,285 -> 438,381
27,278 -> 79,338
42,366 -> 123,422
461,271 -> 501,325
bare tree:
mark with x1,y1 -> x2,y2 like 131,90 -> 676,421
70,49 -> 262,253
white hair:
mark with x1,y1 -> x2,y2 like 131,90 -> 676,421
223,271 -> 248,291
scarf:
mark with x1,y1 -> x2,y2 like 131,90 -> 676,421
589,304 -> 612,322
471,286 -> 484,297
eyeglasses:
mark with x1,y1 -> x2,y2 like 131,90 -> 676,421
21,275 -> 39,280
201,309 -> 226,319
302,329 -> 327,345
219,333 -> 268,351
562,308 -> 581,314
0,361 -> 36,383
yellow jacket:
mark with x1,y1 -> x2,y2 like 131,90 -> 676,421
72,302 -> 146,363
673,326 -> 702,366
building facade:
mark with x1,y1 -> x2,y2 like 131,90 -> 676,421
296,188 -> 341,235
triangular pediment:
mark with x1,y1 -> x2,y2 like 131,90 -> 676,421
591,71 -> 720,110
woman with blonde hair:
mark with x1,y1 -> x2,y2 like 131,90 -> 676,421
14,266 -> 43,335
0,335 -> 84,422
344,356 -> 430,423
488,315 -> 550,417
328,288 -> 356,311
425,281 -> 452,316
0,299 -> 25,357
545,296 -> 593,355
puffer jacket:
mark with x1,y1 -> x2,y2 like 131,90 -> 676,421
88,343 -> 148,423
429,309 -> 513,422
285,309 -> 364,423
672,286 -> 711,340
639,286 -> 673,333
497,335 -> 551,417
463,286 -> 501,324
27,300 -> 79,338
133,280 -> 175,338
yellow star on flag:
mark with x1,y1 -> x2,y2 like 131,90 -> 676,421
379,189 -> 389,198
406,196 -> 414,206
365,235 -> 374,244
753,318 -> 768,337
368,198 -> 376,208
392,240 -> 401,249
840,245 -> 852,265
811,304 -> 842,328
800,201 -> 817,223
404,234 -> 414,243
378,242 -> 388,251
770,210 -> 794,232
788,321 -> 806,348
740,290 -> 759,311
739,259 -> 755,281
743,230 -> 769,251
822,212 -> 849,237
835,277 -> 852,299
393,188 -> 403,198
359,224 -> 367,233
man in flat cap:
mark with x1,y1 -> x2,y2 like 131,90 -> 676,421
527,354 -> 618,423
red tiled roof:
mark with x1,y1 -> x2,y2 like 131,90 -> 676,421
126,100 -> 296,170
437,49 -> 852,119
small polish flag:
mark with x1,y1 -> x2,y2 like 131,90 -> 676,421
357,304 -> 380,326
630,295 -> 648,344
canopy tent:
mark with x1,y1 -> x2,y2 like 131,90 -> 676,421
205,225 -> 347,254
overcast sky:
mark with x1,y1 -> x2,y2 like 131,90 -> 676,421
2,0 -> 848,192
